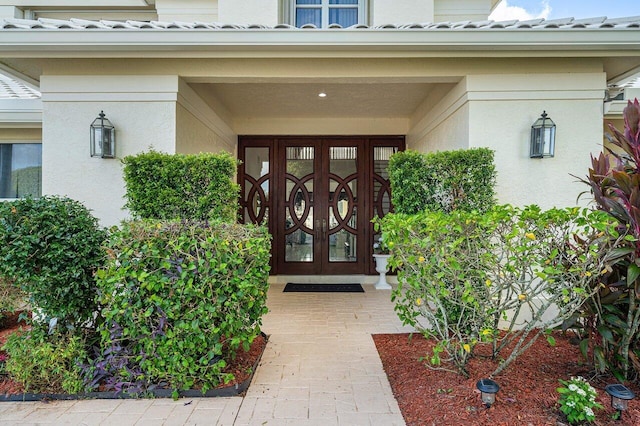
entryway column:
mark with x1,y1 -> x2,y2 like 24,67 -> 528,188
464,72 -> 605,209
40,75 -> 180,226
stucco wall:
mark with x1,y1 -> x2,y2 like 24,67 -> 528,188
408,80 -> 469,151
219,0 -> 278,25
371,0 -> 434,25
434,0 -> 494,21
40,75 -> 179,226
176,104 -> 236,154
465,73 -> 605,209
176,78 -> 236,154
407,73 -> 605,209
155,0 -> 218,22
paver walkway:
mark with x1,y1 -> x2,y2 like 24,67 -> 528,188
0,283 -> 414,425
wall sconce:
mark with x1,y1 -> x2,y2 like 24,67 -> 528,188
476,378 -> 500,408
605,384 -> 635,420
530,111 -> 555,158
90,111 -> 116,158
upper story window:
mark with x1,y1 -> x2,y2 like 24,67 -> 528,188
0,143 -> 42,199
294,0 -> 366,28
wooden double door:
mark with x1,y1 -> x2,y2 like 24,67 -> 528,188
239,136 -> 404,275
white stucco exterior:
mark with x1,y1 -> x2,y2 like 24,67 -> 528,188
0,0 -> 639,228
371,0 -> 434,26
40,75 -> 179,224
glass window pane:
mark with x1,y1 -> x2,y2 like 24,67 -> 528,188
296,8 -> 321,27
297,0 -> 320,4
0,143 -> 42,199
330,0 -> 358,4
329,8 -> 358,27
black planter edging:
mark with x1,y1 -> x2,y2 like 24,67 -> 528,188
0,333 -> 268,402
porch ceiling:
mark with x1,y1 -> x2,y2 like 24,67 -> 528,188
189,82 -> 437,119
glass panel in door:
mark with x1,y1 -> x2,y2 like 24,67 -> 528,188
242,147 -> 270,225
284,146 -> 315,263
328,146 -> 358,263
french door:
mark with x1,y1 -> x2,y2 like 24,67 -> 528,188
239,136 -> 403,275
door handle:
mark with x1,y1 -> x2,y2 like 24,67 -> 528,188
322,219 -> 327,240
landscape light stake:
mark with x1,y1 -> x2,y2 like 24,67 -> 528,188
605,384 -> 635,421
476,378 -> 500,408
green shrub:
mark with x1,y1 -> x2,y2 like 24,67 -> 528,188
0,197 -> 107,328
388,148 -> 496,214
123,151 -> 239,222
0,276 -> 26,324
379,205 -> 611,377
95,220 -> 271,394
2,327 -> 88,394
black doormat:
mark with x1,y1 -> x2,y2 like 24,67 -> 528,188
284,283 -> 365,293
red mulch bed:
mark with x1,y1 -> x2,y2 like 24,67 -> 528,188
0,311 -> 266,397
373,332 -> 640,426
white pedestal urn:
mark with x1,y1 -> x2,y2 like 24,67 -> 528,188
373,254 -> 392,290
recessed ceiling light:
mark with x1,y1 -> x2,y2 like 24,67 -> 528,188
318,92 -> 327,98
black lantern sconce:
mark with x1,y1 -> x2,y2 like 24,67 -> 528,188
530,111 -> 556,158
605,384 -> 635,420
476,378 -> 500,408
90,111 -> 116,158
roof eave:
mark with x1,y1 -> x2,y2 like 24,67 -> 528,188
0,29 -> 638,57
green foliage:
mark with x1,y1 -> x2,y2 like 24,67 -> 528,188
578,98 -> 640,380
557,376 -> 603,424
1,327 -> 88,394
11,166 -> 41,198
379,205 -> 610,377
0,276 -> 26,324
96,219 -> 271,394
388,148 -> 496,214
0,196 -> 107,328
123,151 -> 240,222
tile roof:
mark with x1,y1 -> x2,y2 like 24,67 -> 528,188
0,73 -> 40,99
0,16 -> 639,31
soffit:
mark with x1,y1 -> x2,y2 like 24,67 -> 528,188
190,82 -> 437,118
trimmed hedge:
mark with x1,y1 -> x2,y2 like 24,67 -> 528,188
0,196 -> 106,328
93,220 -> 271,395
122,151 -> 239,222
388,148 -> 496,214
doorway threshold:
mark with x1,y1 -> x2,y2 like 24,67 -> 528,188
268,275 -> 398,285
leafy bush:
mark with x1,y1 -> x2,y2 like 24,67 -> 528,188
93,220 -> 271,395
123,151 -> 240,222
379,205 -> 611,377
0,197 -> 107,328
578,98 -> 640,380
0,276 -> 26,324
2,327 -> 88,394
388,148 -> 496,214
